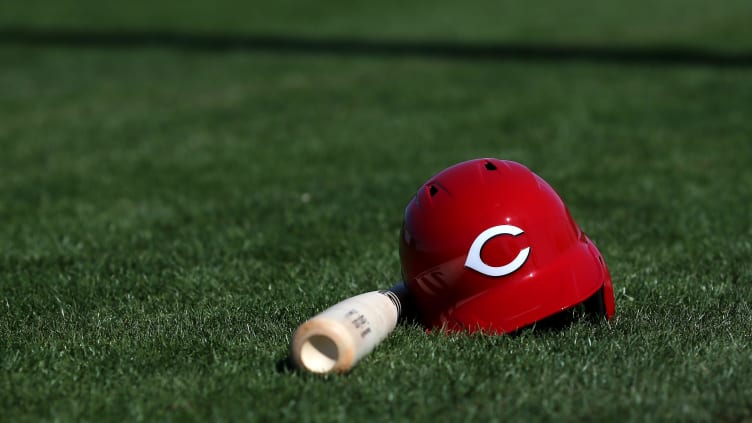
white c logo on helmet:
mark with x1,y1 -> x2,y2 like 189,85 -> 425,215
465,225 -> 531,277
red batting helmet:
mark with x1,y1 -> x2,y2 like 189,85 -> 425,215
399,158 -> 615,333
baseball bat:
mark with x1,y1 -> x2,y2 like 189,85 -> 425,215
290,281 -> 409,374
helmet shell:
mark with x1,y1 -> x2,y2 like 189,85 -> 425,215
399,158 -> 615,333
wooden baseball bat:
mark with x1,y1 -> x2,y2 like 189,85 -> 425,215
290,282 -> 409,374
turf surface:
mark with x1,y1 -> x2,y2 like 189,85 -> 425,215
1,1 -> 752,421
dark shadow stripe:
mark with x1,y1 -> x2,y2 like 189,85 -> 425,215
2,27 -> 752,67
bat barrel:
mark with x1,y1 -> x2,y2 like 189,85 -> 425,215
290,289 -> 403,373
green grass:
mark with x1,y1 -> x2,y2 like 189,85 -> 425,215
2,1 -> 752,421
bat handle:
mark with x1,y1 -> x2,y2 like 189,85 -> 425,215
290,287 -> 404,374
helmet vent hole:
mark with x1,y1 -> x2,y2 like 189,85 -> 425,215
428,185 -> 439,197
484,161 -> 497,171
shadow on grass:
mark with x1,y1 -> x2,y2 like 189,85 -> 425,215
275,355 -> 297,374
510,307 -> 599,336
2,26 -> 752,67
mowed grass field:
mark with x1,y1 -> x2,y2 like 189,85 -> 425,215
2,1 -> 752,421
